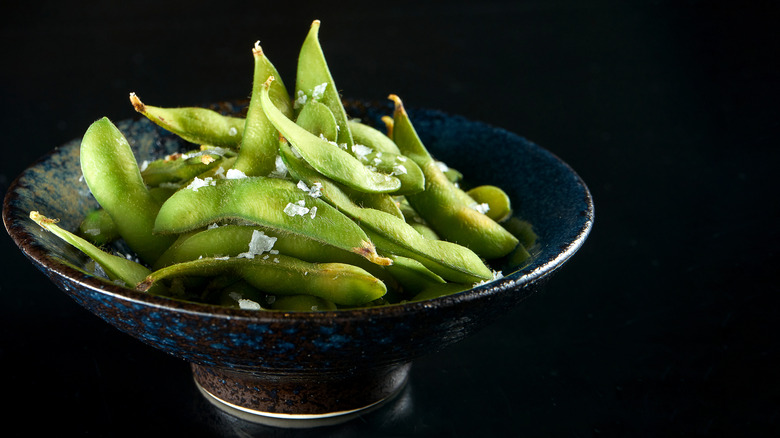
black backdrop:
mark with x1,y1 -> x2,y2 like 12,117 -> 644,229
1,1 -> 778,436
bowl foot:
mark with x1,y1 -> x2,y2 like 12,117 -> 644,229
191,362 -> 411,428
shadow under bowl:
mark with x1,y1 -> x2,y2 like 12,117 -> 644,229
3,100 -> 593,428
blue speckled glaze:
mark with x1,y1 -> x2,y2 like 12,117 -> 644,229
3,100 -> 592,415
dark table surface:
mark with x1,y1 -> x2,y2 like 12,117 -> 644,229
2,1 -> 777,436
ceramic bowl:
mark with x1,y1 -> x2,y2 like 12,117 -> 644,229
3,100 -> 593,428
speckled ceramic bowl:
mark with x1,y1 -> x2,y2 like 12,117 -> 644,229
3,100 -> 593,428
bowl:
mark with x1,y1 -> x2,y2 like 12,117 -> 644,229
3,100 -> 593,428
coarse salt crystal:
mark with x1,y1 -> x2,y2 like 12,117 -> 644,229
352,144 -> 372,160
391,164 -> 408,176
312,82 -> 328,101
473,270 -> 504,287
294,90 -> 308,109
297,180 -> 322,198
238,299 -> 263,310
435,161 -> 450,172
268,155 -> 288,179
185,176 -> 216,191
471,202 -> 490,214
226,168 -> 248,179
283,200 -> 310,217
237,230 -> 277,259
248,230 -> 277,255
228,127 -> 238,136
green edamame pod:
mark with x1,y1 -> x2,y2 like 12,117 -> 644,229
410,222 -> 440,240
77,208 -> 119,247
295,100 -> 339,142
352,147 -> 425,195
348,119 -> 401,155
502,216 -> 538,250
152,224 -> 393,284
295,19 -> 354,148
343,186 -> 404,219
30,211 -> 161,292
383,254 -> 445,297
436,160 -> 464,184
130,93 -> 244,148
390,95 -> 518,260
80,117 -> 176,264
232,42 -> 290,177
138,255 -> 387,306
279,141 -> 492,283
210,278 -> 267,309
141,148 -> 232,186
261,77 -> 402,194
153,176 -> 391,266
466,185 -> 513,222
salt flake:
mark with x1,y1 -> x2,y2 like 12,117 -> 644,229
238,299 -> 263,310
186,176 -> 216,192
312,82 -> 328,101
226,168 -> 248,179
283,200 -> 310,217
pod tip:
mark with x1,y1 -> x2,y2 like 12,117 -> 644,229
129,92 -> 145,113
388,94 -> 404,113
136,277 -> 153,292
29,210 -> 57,225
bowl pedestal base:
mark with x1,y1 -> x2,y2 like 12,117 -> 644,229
191,362 -> 411,428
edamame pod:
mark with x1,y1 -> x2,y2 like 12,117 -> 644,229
232,42 -> 290,177
138,255 -> 387,306
261,77 -> 402,194
295,100 -> 339,142
348,119 -> 401,155
130,93 -> 244,148
383,254 -> 445,297
153,177 -> 391,266
466,185 -> 513,222
352,147 -> 425,195
152,224 -> 393,284
30,211 -> 160,292
390,95 -> 519,260
141,147 -> 233,186
279,141 -> 492,283
214,279 -> 267,309
77,208 -> 119,247
80,117 -> 176,264
295,20 -> 354,147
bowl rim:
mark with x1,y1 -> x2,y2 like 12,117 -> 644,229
3,106 -> 593,323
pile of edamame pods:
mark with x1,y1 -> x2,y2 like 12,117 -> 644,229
31,20 -> 537,312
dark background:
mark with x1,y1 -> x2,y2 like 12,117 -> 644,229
1,1 -> 778,436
